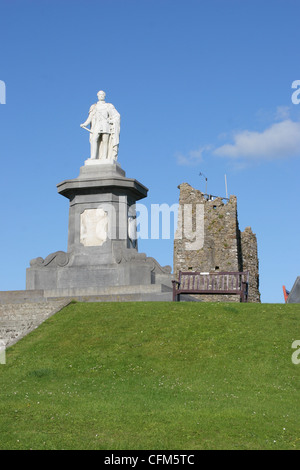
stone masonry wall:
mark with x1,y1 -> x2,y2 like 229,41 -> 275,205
0,300 -> 69,348
173,183 -> 260,302
240,227 -> 260,303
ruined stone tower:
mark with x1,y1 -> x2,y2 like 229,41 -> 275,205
173,183 -> 260,302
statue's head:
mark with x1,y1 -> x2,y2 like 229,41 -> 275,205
97,90 -> 106,101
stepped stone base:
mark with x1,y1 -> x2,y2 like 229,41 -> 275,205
1,284 -> 174,303
0,299 -> 70,347
0,284 -> 201,348
0,290 -> 45,304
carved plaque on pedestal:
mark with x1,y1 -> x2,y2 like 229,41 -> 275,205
80,208 -> 108,247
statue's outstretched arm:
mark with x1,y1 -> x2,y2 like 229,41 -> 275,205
80,104 -> 95,128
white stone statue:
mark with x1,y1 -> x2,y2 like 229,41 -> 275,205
80,90 -> 120,162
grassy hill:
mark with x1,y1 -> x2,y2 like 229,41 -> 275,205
0,301 -> 299,450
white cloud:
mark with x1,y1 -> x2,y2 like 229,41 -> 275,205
176,145 -> 211,166
213,119 -> 300,161
274,106 -> 290,121
256,106 -> 291,123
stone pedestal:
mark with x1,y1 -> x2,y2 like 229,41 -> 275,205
26,161 -> 172,295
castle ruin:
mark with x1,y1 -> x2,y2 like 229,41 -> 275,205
173,183 -> 260,302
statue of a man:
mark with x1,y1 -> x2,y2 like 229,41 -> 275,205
80,90 -> 120,162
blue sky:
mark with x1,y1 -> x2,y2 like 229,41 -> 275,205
1,0 -> 300,302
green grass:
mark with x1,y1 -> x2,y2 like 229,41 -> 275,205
0,301 -> 300,450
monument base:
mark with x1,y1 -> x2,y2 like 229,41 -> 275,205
80,159 -> 125,177
26,159 -> 173,296
84,157 -> 117,165
26,255 -> 172,292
